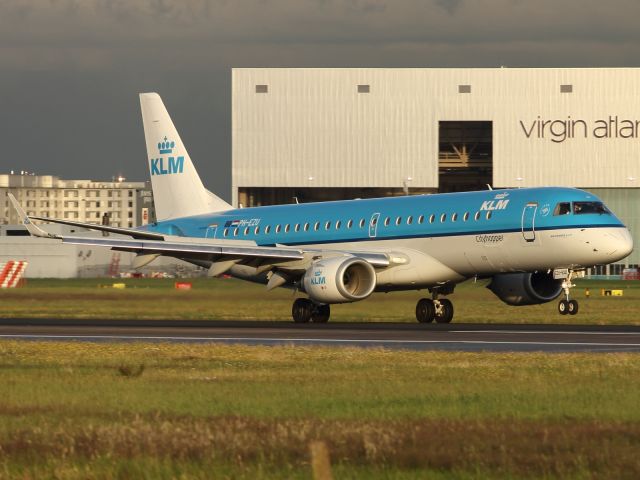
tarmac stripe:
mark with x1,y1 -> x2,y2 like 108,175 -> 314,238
1,333 -> 640,348
453,330 -> 640,335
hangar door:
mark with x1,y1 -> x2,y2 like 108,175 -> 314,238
438,121 -> 493,193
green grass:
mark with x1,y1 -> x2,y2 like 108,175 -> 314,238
1,277 -> 639,324
1,342 -> 639,478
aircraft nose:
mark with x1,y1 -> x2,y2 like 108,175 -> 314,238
604,228 -> 634,260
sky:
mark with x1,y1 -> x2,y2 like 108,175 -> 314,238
1,0 -> 640,201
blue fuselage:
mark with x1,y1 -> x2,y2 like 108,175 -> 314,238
144,187 -> 625,247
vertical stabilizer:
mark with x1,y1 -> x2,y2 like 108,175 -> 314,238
139,92 -> 231,221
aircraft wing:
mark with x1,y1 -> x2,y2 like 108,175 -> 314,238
8,194 -> 389,270
27,215 -> 165,240
58,235 -> 306,262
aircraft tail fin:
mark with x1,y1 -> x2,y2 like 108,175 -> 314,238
139,92 -> 231,221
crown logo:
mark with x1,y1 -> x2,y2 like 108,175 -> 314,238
157,136 -> 175,154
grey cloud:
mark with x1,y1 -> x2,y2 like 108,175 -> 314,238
435,0 -> 464,15
0,0 -> 639,200
4,1 -> 640,48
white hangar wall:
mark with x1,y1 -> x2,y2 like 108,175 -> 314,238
232,67 -> 640,193
232,68 -> 640,266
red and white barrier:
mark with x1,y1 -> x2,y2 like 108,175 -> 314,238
0,261 -> 28,288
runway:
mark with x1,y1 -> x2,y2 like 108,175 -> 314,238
1,318 -> 640,352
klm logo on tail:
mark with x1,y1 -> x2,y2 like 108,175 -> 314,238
150,136 -> 184,176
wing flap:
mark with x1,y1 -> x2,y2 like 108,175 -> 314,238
60,236 -> 305,262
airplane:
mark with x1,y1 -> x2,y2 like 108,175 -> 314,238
9,92 -> 634,323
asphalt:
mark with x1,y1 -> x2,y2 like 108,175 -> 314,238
1,318 -> 640,352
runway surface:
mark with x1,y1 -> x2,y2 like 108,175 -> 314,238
1,318 -> 640,352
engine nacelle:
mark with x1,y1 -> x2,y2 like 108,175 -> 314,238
302,257 -> 377,304
487,272 -> 563,306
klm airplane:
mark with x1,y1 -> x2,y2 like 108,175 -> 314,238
10,93 -> 634,323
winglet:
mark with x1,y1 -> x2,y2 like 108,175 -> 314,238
8,193 -> 60,239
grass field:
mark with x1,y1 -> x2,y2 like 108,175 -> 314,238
1,341 -> 639,479
2,278 -> 639,477
0,277 -> 639,324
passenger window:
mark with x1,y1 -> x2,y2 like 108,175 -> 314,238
304,223 -> 310,231
474,212 -> 480,221
451,213 -> 458,222
440,214 -> 446,223
265,226 -> 271,234
463,212 -> 469,221
325,221 -> 331,230
407,216 -> 413,225
486,211 -> 492,220
285,224 -> 290,233
233,228 -> 239,236
429,214 -> 435,224
395,217 -> 402,225
554,202 -> 571,215
314,222 -> 320,231
384,217 -> 390,226
347,219 -> 353,229
275,225 -> 281,233
418,215 -> 424,224
336,220 -> 341,229
294,224 -> 300,232
223,228 -> 228,237
254,226 -> 260,235
359,218 -> 365,228
244,227 -> 249,235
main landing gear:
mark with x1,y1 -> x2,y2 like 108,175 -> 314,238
292,298 -> 330,323
415,285 -> 455,323
558,271 -> 579,316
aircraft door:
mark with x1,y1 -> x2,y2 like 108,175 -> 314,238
205,224 -> 218,239
521,203 -> 537,242
369,213 -> 380,238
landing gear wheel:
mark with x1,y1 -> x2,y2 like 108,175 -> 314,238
416,299 -> 435,323
292,298 -> 313,323
435,299 -> 454,324
558,299 -> 569,315
558,270 -> 582,316
312,304 -> 330,323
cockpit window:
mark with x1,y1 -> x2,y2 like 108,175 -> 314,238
553,202 -> 571,216
573,201 -> 610,215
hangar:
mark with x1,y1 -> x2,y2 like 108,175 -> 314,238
232,68 -> 640,268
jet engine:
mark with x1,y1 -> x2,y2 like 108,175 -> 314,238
487,272 -> 563,306
302,256 -> 377,304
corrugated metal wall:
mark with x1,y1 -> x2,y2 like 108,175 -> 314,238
233,68 -> 640,190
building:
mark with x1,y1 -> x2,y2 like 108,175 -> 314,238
0,173 -> 154,228
232,68 -> 640,267
0,223 -> 202,278
0,174 -> 205,278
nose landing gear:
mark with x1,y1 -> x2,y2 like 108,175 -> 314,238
558,271 -> 579,316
